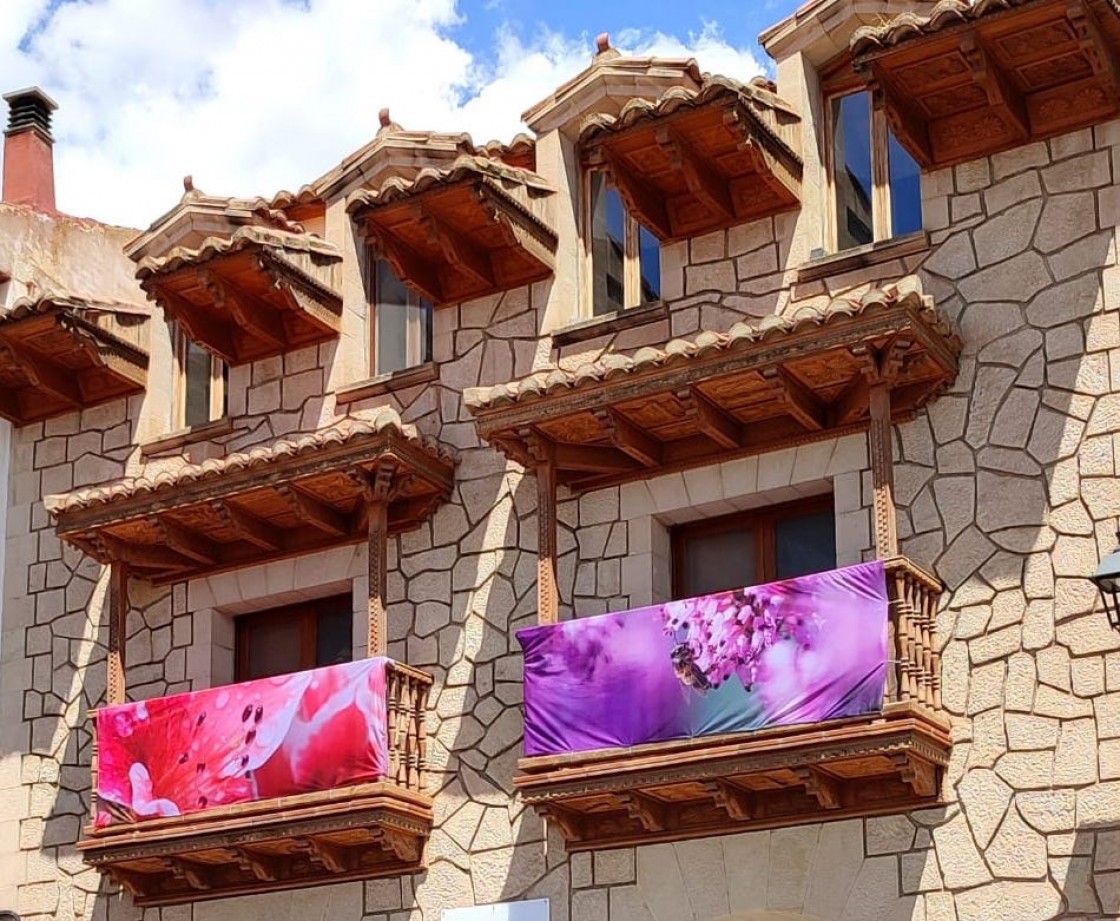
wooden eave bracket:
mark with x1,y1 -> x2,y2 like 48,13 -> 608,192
857,61 -> 935,168
1068,0 -> 1120,100
585,143 -> 674,240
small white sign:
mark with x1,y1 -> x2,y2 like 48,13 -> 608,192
442,899 -> 549,921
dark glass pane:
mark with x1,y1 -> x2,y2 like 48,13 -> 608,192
183,339 -> 213,429
590,173 -> 626,315
832,92 -> 874,250
375,259 -> 410,374
888,130 -> 923,237
244,616 -> 302,681
638,223 -> 660,304
315,602 -> 353,668
685,527 -> 757,597
775,511 -> 836,581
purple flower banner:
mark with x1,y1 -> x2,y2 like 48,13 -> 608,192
518,562 -> 888,757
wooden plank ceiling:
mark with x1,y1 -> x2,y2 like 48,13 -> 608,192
46,413 -> 456,584
580,75 -> 803,242
137,227 -> 344,365
0,298 -> 148,426
852,0 -> 1120,167
348,158 -> 558,307
466,280 -> 961,492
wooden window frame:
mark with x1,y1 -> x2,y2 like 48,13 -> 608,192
822,62 -> 919,254
174,323 -> 225,429
235,594 -> 353,682
671,493 -> 836,600
582,169 -> 661,317
368,251 -> 432,376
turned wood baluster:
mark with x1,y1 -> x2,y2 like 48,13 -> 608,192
386,667 -> 402,784
107,561 -> 129,706
416,679 -> 430,791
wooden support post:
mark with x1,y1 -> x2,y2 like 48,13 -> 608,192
367,497 -> 389,657
107,561 -> 129,705
537,459 -> 559,625
868,381 -> 899,560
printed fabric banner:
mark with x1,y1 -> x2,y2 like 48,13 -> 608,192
95,657 -> 391,826
518,562 -> 889,757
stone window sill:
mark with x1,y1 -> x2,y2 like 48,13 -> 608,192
335,362 -> 440,405
795,231 -> 930,285
552,301 -> 669,347
140,416 -> 233,457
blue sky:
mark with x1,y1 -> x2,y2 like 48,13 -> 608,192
0,0 -> 807,226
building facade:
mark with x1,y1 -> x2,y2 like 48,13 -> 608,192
3,1 -> 1120,920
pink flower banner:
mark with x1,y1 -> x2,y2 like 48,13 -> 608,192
518,562 -> 889,757
94,657 -> 390,826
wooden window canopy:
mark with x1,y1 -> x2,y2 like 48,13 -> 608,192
45,411 -> 456,584
80,661 -> 433,906
465,277 -> 961,492
347,156 -> 558,307
579,75 -> 803,242
136,226 -> 344,365
0,295 -> 148,425
517,558 -> 950,851
851,0 -> 1120,168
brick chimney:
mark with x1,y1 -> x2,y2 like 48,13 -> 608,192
3,87 -> 58,212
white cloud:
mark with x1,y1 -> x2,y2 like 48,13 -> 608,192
0,0 -> 766,228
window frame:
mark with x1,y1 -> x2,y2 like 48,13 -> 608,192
173,323 -> 225,430
822,63 -> 921,253
582,169 -> 661,316
234,594 -> 353,682
670,493 -> 836,600
368,251 -> 433,377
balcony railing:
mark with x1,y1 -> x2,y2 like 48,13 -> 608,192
80,659 -> 433,906
514,559 -> 950,850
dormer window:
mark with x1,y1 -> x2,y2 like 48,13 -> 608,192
370,256 -> 432,375
587,172 -> 660,315
828,89 -> 922,251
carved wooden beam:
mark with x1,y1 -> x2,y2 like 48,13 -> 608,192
794,767 -> 841,810
147,515 -> 220,565
162,857 -> 211,891
765,367 -> 825,431
294,836 -> 352,874
893,752 -> 938,798
277,484 -> 350,537
961,32 -> 1028,140
0,338 -> 83,406
98,533 -> 193,574
199,268 -> 287,349
857,64 -> 934,168
107,867 -> 146,899
539,804 -> 585,842
655,126 -> 735,221
618,792 -> 668,832
210,500 -> 281,551
368,227 -> 443,306
1069,0 -> 1120,96
703,780 -> 753,821
416,206 -> 495,290
231,847 -> 284,882
588,145 -> 673,240
676,386 -> 741,449
357,459 -> 398,657
829,375 -> 871,427
107,561 -> 128,706
868,381 -> 899,560
593,407 -> 660,467
552,443 -> 639,475
372,827 -> 422,864
522,429 -> 560,626
149,284 -> 238,363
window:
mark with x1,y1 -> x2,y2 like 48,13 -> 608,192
370,257 -> 432,375
829,89 -> 922,251
587,171 -> 660,315
235,595 -> 353,681
175,326 -> 226,429
672,496 -> 837,599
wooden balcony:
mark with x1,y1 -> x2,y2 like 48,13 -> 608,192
79,661 -> 433,906
514,558 -> 950,851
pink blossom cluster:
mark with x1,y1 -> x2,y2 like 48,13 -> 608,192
661,585 -> 820,690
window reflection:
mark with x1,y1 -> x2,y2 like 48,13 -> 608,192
589,171 -> 661,315
889,132 -> 923,238
373,258 -> 432,375
832,92 -> 874,250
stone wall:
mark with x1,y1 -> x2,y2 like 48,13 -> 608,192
4,103 -> 1120,921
